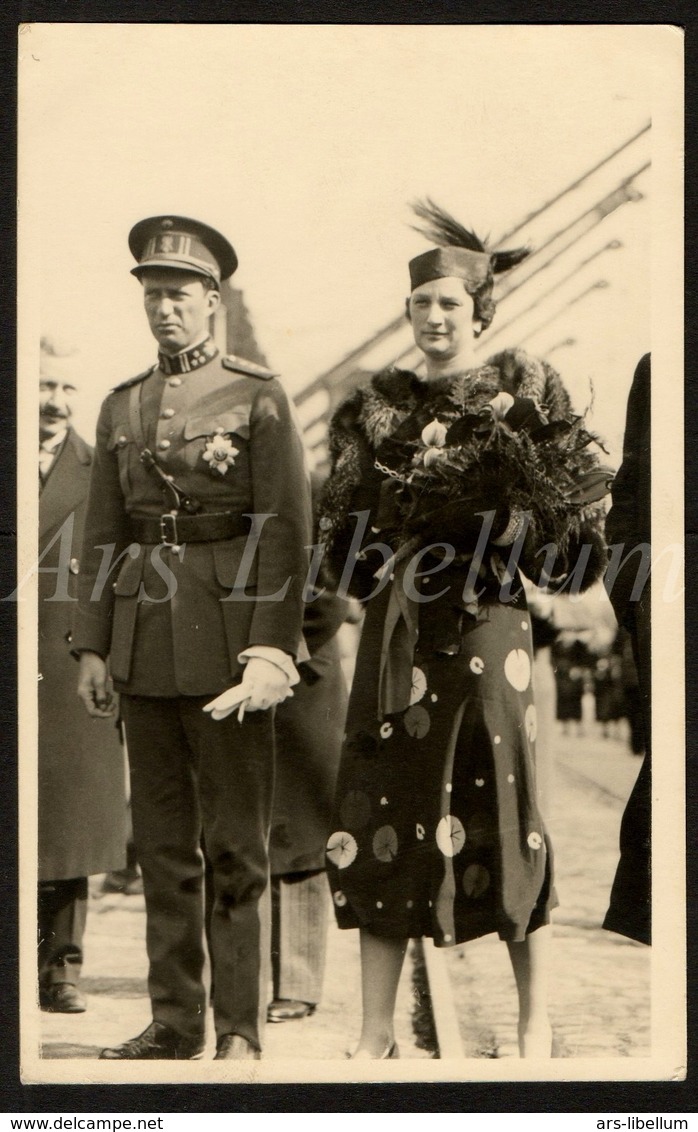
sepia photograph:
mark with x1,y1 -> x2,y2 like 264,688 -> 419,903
15,22 -> 684,1089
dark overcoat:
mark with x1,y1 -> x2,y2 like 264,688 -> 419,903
604,353 -> 651,628
38,429 -> 127,881
603,353 -> 651,945
72,355 -> 311,695
270,592 -> 348,876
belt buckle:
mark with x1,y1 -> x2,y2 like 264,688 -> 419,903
159,511 -> 180,550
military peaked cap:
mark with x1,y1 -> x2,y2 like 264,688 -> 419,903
129,215 -> 238,286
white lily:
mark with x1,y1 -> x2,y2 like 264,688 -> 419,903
423,446 -> 447,468
420,419 -> 448,447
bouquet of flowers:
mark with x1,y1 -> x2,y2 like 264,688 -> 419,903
318,362 -> 614,594
371,373 -> 613,566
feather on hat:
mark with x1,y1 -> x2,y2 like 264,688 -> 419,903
409,198 -> 530,334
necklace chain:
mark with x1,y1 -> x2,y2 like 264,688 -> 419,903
374,459 -> 412,484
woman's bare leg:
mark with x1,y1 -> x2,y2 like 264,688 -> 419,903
506,923 -> 553,1058
351,930 -> 408,1057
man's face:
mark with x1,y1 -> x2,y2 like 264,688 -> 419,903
408,277 -> 477,366
141,269 -> 220,354
39,368 -> 77,439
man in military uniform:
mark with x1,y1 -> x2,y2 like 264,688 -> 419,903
73,216 -> 311,1059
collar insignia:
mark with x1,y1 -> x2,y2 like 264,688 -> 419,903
158,337 -> 219,376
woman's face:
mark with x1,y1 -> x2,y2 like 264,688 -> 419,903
408,277 -> 477,368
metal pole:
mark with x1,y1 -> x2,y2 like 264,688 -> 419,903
495,122 -> 650,244
543,337 -> 577,359
483,240 -> 622,347
295,312 -> 406,406
516,280 -> 610,348
495,168 -> 648,302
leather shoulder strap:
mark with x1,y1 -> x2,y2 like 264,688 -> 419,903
127,380 -> 203,515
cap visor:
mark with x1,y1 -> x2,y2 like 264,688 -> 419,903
131,257 -> 219,283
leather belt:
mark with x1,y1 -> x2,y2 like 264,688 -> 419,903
129,511 -> 250,547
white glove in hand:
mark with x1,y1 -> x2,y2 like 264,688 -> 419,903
203,656 -> 293,722
241,656 -> 293,711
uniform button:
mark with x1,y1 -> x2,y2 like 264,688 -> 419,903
161,408 -> 175,419
118,435 -> 128,446
158,439 -> 171,451
168,377 -> 182,387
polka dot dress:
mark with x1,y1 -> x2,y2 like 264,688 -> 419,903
326,583 -> 555,946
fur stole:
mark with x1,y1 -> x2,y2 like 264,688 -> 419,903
318,349 -> 608,595
322,349 -> 574,527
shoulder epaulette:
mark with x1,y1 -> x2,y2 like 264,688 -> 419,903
110,363 -> 158,393
222,354 -> 278,380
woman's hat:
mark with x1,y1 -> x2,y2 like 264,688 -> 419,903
409,245 -> 493,293
408,199 -> 531,332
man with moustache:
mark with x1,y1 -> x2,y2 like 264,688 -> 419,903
38,338 -> 127,1013
72,216 -> 311,1059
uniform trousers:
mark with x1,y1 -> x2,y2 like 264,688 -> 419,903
120,694 -> 274,1050
205,866 -> 331,1011
38,877 -> 88,989
271,870 -> 329,1006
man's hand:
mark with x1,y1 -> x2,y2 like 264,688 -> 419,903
243,656 -> 292,711
203,657 -> 293,722
77,651 -> 117,718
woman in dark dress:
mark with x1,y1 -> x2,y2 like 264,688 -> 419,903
319,202 -> 610,1059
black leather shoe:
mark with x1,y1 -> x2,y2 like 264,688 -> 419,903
41,984 -> 87,1013
214,1034 -> 261,1060
267,998 -> 316,1023
99,1022 -> 205,1060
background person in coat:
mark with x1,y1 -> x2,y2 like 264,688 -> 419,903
603,353 -> 651,945
73,216 -> 311,1060
38,338 -> 127,1013
268,588 -> 348,1022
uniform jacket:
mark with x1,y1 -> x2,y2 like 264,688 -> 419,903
73,351 -> 312,696
39,428 -> 127,881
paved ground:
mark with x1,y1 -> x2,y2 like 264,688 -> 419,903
444,730 -> 650,1060
38,886 -> 431,1063
36,727 -> 648,1064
